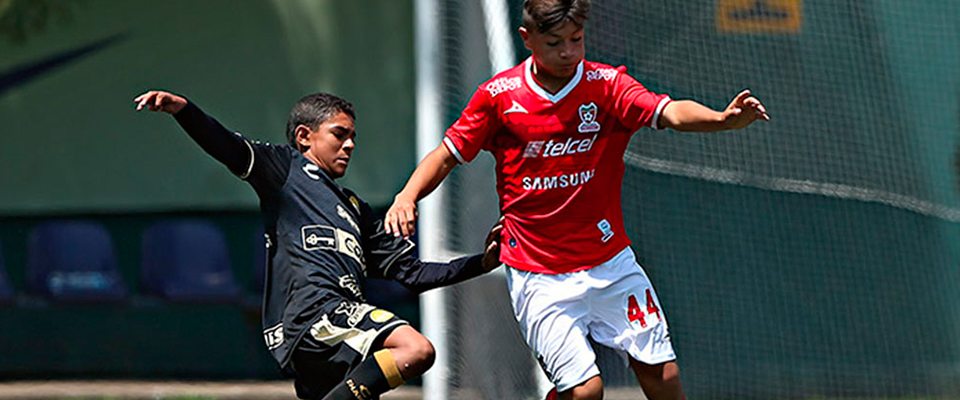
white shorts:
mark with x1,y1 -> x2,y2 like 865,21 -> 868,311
505,246 -> 676,392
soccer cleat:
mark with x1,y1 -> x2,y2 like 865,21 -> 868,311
540,387 -> 558,400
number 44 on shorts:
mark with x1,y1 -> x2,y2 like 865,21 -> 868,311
627,289 -> 661,328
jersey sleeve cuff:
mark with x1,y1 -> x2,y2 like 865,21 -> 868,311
443,137 -> 467,164
652,97 -> 672,130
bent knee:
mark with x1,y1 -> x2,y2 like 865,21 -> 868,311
409,335 -> 435,369
386,328 -> 435,376
660,362 -> 681,388
571,387 -> 603,400
564,376 -> 603,400
632,360 -> 683,398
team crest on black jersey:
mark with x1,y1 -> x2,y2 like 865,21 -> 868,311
578,102 -> 601,133
348,196 -> 360,213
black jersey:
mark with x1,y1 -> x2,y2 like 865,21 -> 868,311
174,101 -> 486,367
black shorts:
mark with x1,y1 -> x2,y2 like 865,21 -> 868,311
289,298 -> 408,400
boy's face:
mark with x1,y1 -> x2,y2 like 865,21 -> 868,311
520,20 -> 585,80
296,111 -> 356,179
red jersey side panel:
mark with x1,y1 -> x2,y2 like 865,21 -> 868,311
445,58 -> 671,274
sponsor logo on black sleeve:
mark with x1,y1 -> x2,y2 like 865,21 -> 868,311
335,301 -> 376,327
302,225 -> 366,269
263,323 -> 284,350
339,274 -> 365,301
302,225 -> 336,251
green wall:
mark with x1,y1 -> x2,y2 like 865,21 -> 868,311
0,0 -> 415,214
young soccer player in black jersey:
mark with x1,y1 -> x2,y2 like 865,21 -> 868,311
134,90 -> 502,400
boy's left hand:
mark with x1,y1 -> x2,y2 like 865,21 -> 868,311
134,90 -> 188,114
721,89 -> 770,130
481,217 -> 505,271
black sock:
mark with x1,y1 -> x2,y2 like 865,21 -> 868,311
320,349 -> 405,400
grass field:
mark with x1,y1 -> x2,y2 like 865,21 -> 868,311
1,382 -> 956,400
0,381 -> 418,400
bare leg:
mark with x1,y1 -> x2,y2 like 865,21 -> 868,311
319,326 -> 432,400
628,359 -> 685,400
380,325 -> 435,379
557,375 -> 604,400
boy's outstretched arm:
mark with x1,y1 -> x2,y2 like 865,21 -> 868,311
133,90 -> 250,175
369,217 -> 503,293
660,89 -> 770,132
385,143 -> 459,238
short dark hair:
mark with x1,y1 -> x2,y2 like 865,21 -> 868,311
285,93 -> 356,147
522,0 -> 590,33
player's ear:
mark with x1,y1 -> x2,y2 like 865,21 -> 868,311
519,26 -> 532,50
295,124 -> 313,149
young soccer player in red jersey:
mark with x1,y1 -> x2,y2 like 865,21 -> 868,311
385,0 -> 769,399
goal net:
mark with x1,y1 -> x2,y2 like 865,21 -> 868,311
417,0 -> 960,399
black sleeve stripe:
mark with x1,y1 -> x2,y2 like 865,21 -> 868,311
380,239 -> 416,277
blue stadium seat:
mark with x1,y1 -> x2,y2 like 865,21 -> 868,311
26,220 -> 128,303
0,239 -> 15,304
140,219 -> 242,303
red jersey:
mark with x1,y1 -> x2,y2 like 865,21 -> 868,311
444,57 -> 671,274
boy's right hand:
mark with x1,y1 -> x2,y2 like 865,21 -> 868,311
385,195 -> 418,238
133,90 -> 187,114
481,217 -> 505,271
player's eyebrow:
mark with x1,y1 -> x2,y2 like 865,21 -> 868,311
331,124 -> 357,138
546,28 -> 583,38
